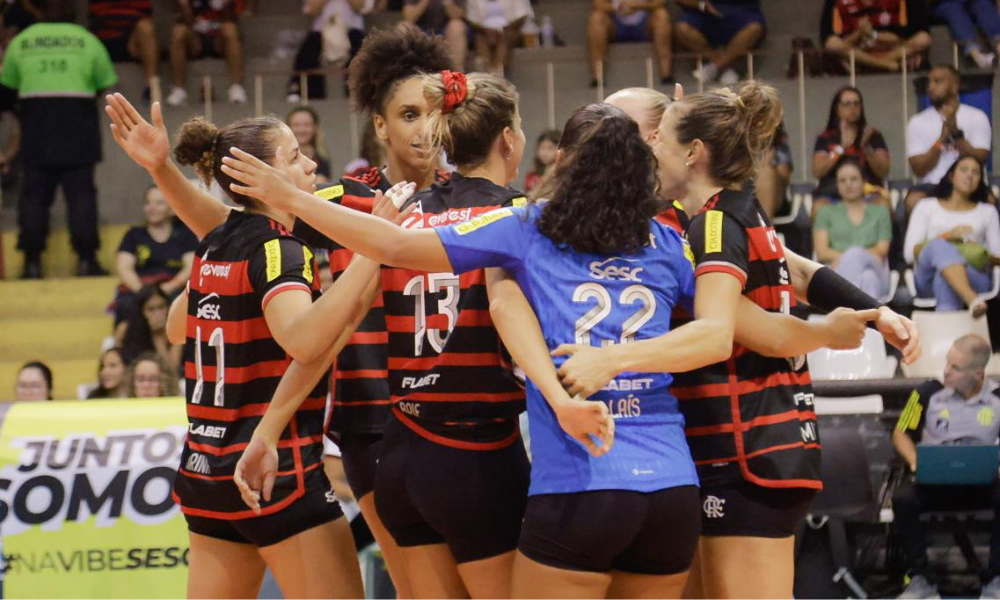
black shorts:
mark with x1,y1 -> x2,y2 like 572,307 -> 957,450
519,486 -> 701,575
373,415 -> 530,564
699,481 -> 817,538
185,486 -> 344,547
340,431 -> 384,500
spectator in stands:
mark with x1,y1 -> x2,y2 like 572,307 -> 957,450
167,0 -> 247,106
905,65 -> 992,215
754,121 -> 793,219
1,0 -> 117,280
115,185 -> 197,324
524,128 -> 559,193
89,0 -> 158,98
286,105 -> 332,182
586,0 -> 674,87
813,158 -> 892,299
126,352 -> 178,398
892,334 -> 1000,600
812,86 -> 890,209
403,0 -> 467,69
116,285 -> 182,373
674,0 -> 765,86
903,155 -> 1000,317
466,0 -> 531,75
286,0 -> 376,103
821,0 -> 932,73
1,1 -> 40,43
86,347 -> 127,399
15,360 -> 51,401
931,0 -> 1000,70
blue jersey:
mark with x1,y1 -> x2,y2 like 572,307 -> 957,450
436,203 -> 699,495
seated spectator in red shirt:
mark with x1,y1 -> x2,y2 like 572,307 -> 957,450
812,86 -> 890,211
114,185 -> 197,324
675,0 -> 766,86
822,0 -> 932,73
89,0 -> 158,97
524,128 -> 559,193
587,0 -> 674,88
166,0 -> 247,106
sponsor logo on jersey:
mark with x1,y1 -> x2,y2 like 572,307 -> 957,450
402,374 -> 440,389
314,184 -> 344,201
454,208 -> 514,235
397,401 -> 421,417
511,196 -> 527,207
588,257 -> 644,282
196,293 -> 222,321
264,239 -> 282,282
705,210 -> 723,253
187,423 -> 226,439
199,263 -> 231,280
703,495 -> 725,518
603,378 -> 653,392
185,452 -> 211,475
682,239 -> 696,270
978,407 -> 995,427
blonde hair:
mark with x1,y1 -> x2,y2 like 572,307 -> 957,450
422,72 -> 519,170
673,81 -> 782,187
606,87 -> 671,135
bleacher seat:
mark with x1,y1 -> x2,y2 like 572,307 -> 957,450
903,265 -> 1000,310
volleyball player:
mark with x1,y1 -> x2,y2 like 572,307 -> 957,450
548,82 -> 919,599
105,25 -> 456,596
223,71 -> 615,598
143,114 -> 372,598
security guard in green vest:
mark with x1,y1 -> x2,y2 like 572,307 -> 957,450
1,0 -> 118,278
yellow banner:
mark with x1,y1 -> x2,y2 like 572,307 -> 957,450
0,398 -> 189,599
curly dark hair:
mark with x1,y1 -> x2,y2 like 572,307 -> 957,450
348,23 -> 455,115
535,103 -> 660,255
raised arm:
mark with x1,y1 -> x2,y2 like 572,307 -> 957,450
221,149 -> 453,272
105,94 -> 231,238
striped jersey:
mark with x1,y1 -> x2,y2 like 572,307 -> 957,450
656,199 -> 689,236
293,168 -> 451,439
294,169 -> 392,439
673,188 -> 822,490
173,210 -> 327,519
382,173 -> 527,449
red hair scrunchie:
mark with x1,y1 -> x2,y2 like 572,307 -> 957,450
440,70 -> 468,114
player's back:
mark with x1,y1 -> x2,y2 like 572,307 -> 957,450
174,210 -> 327,519
381,173 -> 527,450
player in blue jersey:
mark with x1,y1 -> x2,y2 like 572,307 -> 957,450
219,101 -> 741,598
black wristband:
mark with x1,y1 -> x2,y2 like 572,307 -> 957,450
806,266 -> 881,315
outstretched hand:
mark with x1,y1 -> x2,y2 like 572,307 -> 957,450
371,181 -> 418,224
221,147 -> 301,213
873,307 -> 921,365
105,93 -> 171,172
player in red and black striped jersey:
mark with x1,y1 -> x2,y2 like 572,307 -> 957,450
221,71 -> 530,598
550,83 -> 920,598
151,114 -> 375,598
105,26 -> 455,597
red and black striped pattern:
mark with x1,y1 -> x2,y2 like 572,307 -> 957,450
173,211 -> 327,520
382,174 -> 526,450
674,188 -> 822,491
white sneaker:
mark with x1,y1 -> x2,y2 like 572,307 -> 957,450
228,84 -> 248,104
971,49 -> 996,70
693,62 -> 719,83
165,86 -> 188,107
719,68 -> 740,86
